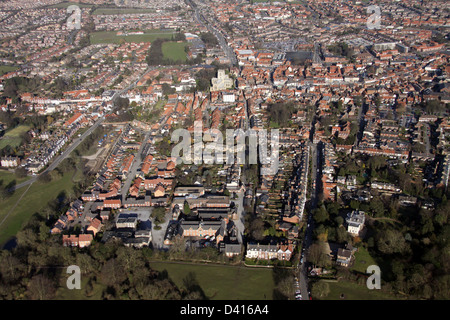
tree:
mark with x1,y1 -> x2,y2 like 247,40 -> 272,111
27,274 -> 56,300
327,41 -> 353,59
16,228 -> 39,249
183,201 -> 191,215
115,97 -> 130,110
275,276 -> 295,300
307,242 -> 330,268
267,102 -> 295,127
248,217 -> 265,241
174,32 -> 186,42
168,234 -> 187,259
336,226 -> 348,243
350,199 -> 360,210
39,223 -> 50,242
100,258 -> 127,288
314,206 -> 329,223
162,83 -> 176,96
334,216 -> 344,226
0,251 -> 26,284
151,206 -> 166,225
376,229 -> 410,255
116,247 -> 142,272
200,32 -> 219,46
37,172 -> 52,184
76,253 -> 99,275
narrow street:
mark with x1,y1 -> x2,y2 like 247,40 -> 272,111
233,189 -> 245,244
297,141 -> 321,300
120,130 -> 152,198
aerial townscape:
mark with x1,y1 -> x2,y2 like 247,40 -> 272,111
0,0 -> 449,304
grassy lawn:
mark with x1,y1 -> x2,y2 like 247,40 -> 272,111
350,246 -> 377,274
162,42 -> 188,62
150,261 -> 275,300
317,280 -> 399,300
0,125 -> 30,149
0,169 -> 30,187
0,65 -> 18,76
90,30 -> 174,44
0,170 -> 76,246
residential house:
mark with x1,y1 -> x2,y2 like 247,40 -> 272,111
345,210 -> 365,236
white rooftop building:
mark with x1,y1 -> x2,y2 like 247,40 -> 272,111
345,210 -> 365,236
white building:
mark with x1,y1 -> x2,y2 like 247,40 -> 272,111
211,70 -> 233,92
345,210 -> 365,235
1,156 -> 20,168
223,92 -> 235,103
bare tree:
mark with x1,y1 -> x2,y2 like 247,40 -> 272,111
27,274 -> 56,300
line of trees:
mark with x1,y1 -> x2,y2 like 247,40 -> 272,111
0,226 -> 185,300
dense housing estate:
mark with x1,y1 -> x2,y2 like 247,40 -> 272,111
0,0 -> 449,302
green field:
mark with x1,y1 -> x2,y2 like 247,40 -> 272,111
161,42 -> 188,62
0,170 -> 76,246
0,65 -> 18,76
90,30 -> 175,44
316,280 -> 399,300
149,261 -> 275,300
0,125 -> 30,149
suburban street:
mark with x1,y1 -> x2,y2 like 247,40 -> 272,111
297,141 -> 321,300
8,63 -> 157,193
120,130 -> 152,198
9,117 -> 105,192
188,0 -> 238,67
233,189 -> 245,244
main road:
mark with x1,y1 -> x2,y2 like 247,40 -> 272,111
187,0 -> 238,67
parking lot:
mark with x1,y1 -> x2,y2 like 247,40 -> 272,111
150,209 -> 173,250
